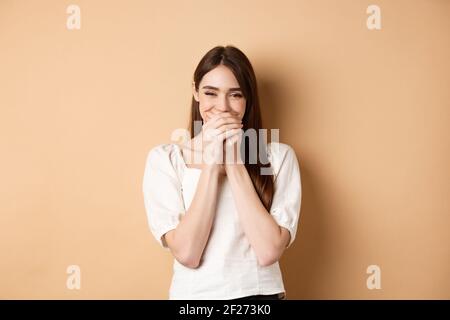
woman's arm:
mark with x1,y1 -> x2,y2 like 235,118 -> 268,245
164,164 -> 222,269
225,164 -> 291,267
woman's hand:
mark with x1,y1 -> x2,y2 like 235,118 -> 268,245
187,112 -> 243,171
223,117 -> 244,167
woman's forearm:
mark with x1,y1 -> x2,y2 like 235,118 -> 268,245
226,164 -> 286,266
165,165 -> 221,268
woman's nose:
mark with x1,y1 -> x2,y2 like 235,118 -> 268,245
216,96 -> 231,111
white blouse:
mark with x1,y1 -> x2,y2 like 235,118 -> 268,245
142,142 -> 302,300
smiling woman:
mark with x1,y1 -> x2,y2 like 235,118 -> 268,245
142,45 -> 302,300
193,65 -> 246,123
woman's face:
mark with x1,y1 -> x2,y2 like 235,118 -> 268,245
193,65 -> 246,123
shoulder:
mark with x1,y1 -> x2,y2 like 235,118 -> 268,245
145,143 -> 182,172
267,142 -> 299,176
146,143 -> 178,160
267,142 -> 294,156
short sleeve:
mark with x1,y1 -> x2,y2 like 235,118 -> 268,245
142,144 -> 186,249
269,144 -> 302,248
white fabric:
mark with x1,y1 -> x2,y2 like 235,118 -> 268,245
142,142 -> 302,300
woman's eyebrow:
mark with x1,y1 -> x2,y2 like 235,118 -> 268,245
201,85 -> 242,91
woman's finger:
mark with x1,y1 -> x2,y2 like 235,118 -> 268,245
216,128 -> 243,142
216,123 -> 243,134
209,116 -> 241,129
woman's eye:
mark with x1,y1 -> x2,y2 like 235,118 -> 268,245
205,92 -> 216,96
231,93 -> 243,98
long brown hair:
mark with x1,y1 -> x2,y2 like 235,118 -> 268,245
189,45 -> 274,211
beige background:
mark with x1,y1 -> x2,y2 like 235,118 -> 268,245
1,0 -> 449,299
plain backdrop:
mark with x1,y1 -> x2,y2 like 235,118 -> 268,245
0,0 -> 449,299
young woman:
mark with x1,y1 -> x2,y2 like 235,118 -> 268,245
142,46 -> 302,300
